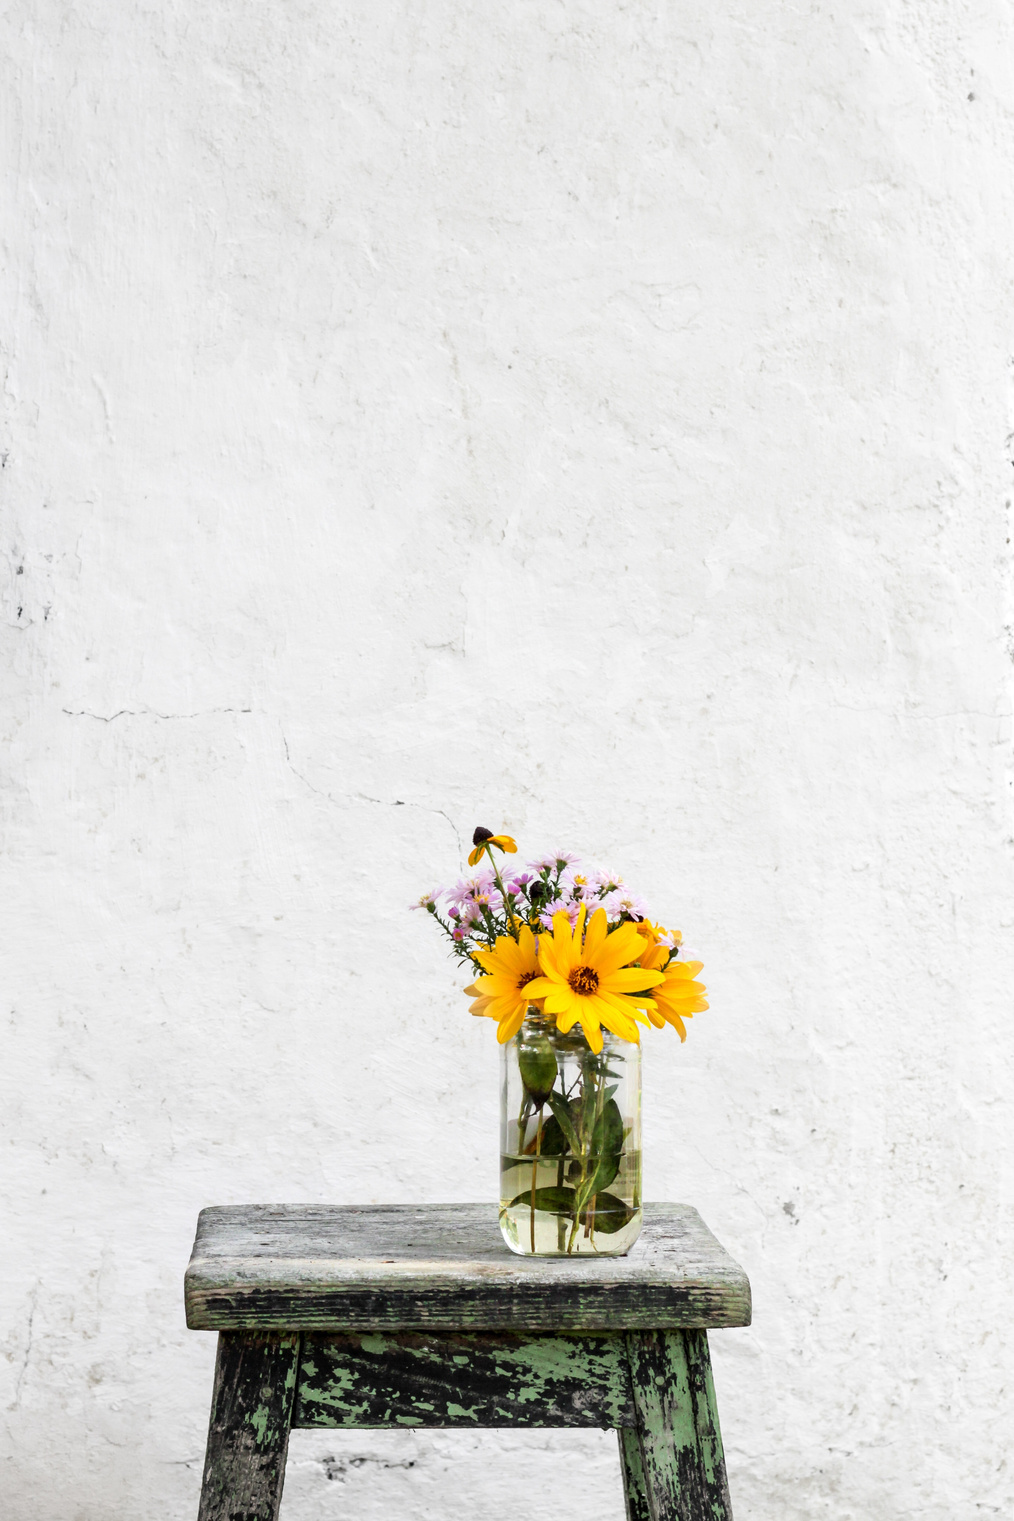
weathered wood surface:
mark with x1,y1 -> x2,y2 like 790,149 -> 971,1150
294,1330 -> 636,1429
197,1331 -> 299,1521
618,1427 -> 654,1521
185,1203 -> 751,1332
625,1330 -> 733,1521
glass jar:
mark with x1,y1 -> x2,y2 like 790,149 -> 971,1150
499,1009 -> 642,1256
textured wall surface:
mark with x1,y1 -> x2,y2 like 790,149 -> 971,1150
3,2 -> 1014,1517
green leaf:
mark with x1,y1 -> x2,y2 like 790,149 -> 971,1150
581,1192 -> 632,1234
569,1098 -> 625,1209
518,1031 -> 558,1103
537,1113 -> 570,1156
588,1150 -> 621,1196
546,1091 -> 580,1153
508,1186 -> 577,1215
574,1153 -> 621,1214
592,1097 -> 624,1159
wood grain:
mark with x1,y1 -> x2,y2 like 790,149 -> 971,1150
293,1329 -> 636,1429
196,1331 -> 299,1521
184,1203 -> 751,1332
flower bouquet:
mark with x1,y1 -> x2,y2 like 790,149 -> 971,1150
415,827 -> 708,1256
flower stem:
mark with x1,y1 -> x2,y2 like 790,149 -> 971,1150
482,843 -> 521,937
530,1104 -> 542,1253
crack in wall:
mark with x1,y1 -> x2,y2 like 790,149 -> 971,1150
14,1287 -> 37,1407
282,736 -> 462,853
320,1454 -> 418,1482
62,707 -> 253,722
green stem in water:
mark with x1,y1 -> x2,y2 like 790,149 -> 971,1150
566,1046 -> 604,1254
557,1153 -> 566,1252
530,1104 -> 543,1252
517,1093 -> 532,1158
585,1066 -> 607,1240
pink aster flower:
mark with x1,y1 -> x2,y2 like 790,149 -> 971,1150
600,888 -> 650,922
564,871 -> 601,900
527,851 -> 580,875
410,891 -> 438,911
445,868 -> 497,910
539,897 -> 583,931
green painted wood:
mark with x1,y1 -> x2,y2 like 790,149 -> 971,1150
683,1331 -> 733,1517
197,1331 -> 300,1521
293,1330 -> 637,1429
185,1203 -> 751,1331
187,1209 -> 747,1520
618,1428 -> 653,1521
624,1330 -> 733,1521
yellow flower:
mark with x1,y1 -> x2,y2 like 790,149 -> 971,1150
464,924 -> 541,1043
524,906 -> 664,1054
467,827 -> 519,867
632,927 -> 707,1040
636,931 -> 669,973
648,959 -> 708,1041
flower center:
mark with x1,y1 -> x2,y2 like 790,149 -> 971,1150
568,965 -> 599,997
518,970 -> 538,991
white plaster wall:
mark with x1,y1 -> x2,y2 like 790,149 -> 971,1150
3,1 -> 1013,1516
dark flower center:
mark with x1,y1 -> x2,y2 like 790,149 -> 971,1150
472,826 -> 494,845
517,970 -> 538,991
568,965 -> 599,997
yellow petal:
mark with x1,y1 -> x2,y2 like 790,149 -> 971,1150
576,1008 -> 603,1053
497,1005 -> 527,1043
591,995 -> 639,1043
592,922 -> 646,977
582,906 -> 608,959
602,966 -> 665,992
521,976 -> 559,999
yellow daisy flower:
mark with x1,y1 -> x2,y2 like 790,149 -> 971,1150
467,827 -> 518,867
649,959 -> 709,1041
633,927 -> 707,1039
636,932 -> 669,973
464,924 -> 541,1044
523,906 -> 664,1054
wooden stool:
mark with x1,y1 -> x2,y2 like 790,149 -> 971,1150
185,1203 -> 751,1521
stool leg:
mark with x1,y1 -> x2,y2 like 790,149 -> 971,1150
624,1330 -> 733,1521
197,1331 -> 300,1521
618,1427 -> 653,1521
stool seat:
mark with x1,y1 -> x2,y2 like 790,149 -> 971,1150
186,1203 -> 751,1521
185,1201 -> 751,1331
